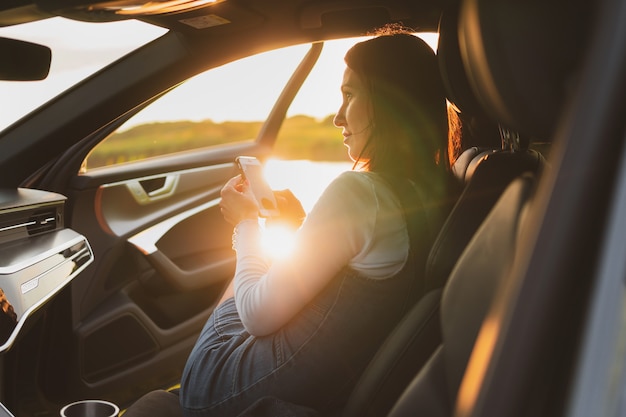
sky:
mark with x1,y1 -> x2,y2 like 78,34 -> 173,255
0,17 -> 438,131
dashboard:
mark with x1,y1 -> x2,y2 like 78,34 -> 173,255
0,188 -> 93,352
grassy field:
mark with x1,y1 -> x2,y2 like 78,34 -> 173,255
85,115 -> 348,169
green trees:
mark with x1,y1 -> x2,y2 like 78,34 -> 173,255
85,115 -> 348,170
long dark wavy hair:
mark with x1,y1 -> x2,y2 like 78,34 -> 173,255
344,25 -> 455,203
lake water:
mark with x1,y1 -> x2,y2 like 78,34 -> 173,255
264,159 -> 353,213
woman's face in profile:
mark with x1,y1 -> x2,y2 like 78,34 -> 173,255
334,67 -> 373,162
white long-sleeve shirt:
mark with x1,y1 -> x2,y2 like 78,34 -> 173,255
232,171 -> 410,336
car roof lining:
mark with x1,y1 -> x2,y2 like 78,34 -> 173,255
1,1 -> 445,36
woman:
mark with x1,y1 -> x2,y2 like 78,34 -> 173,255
178,27 -> 456,416
124,26 -> 457,417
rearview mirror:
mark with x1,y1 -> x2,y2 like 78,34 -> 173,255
0,37 -> 51,81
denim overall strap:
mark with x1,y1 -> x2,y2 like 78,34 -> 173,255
380,175 -> 442,304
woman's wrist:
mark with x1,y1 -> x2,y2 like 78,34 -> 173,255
232,219 -> 261,251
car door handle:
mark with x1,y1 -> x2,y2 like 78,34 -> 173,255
126,175 -> 179,205
145,175 -> 178,198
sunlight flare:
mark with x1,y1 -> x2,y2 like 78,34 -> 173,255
261,224 -> 297,260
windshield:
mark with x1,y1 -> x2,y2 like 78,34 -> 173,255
0,17 -> 167,132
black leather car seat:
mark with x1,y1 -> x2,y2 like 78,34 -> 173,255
385,0 -> 590,414
387,174 -> 535,417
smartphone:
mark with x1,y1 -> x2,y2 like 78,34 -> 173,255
235,156 -> 280,218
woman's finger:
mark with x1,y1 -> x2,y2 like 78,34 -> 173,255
220,174 -> 259,225
222,175 -> 243,193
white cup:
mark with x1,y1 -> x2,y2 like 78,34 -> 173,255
60,400 -> 119,417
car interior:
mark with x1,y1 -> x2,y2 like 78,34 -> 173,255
0,0 -> 624,416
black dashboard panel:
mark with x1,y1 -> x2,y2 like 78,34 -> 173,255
0,188 -> 93,352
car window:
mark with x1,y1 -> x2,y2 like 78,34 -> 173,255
82,43 -> 313,171
0,17 -> 167,132
82,34 -> 438,172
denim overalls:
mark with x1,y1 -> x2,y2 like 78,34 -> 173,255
180,178 -> 436,417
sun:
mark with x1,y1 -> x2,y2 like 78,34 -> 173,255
261,223 -> 297,259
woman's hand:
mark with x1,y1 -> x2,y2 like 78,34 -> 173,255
268,189 -> 306,229
220,175 -> 259,225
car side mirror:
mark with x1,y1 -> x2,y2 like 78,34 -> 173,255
0,37 -> 51,81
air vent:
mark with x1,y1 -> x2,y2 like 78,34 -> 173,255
0,188 -> 66,244
27,209 -> 58,236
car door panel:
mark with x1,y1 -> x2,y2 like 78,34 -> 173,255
60,146 -> 260,405
27,42 -> 323,409
97,164 -> 230,235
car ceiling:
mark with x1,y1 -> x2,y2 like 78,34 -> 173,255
0,0 -> 446,40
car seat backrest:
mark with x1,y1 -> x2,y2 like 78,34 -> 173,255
440,176 -> 533,396
425,149 -> 544,291
387,174 -> 535,417
385,0 -> 591,414
424,4 -> 549,291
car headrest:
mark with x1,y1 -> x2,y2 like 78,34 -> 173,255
458,0 -> 590,139
438,9 -> 502,158
437,8 -> 486,120
451,147 -> 496,183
